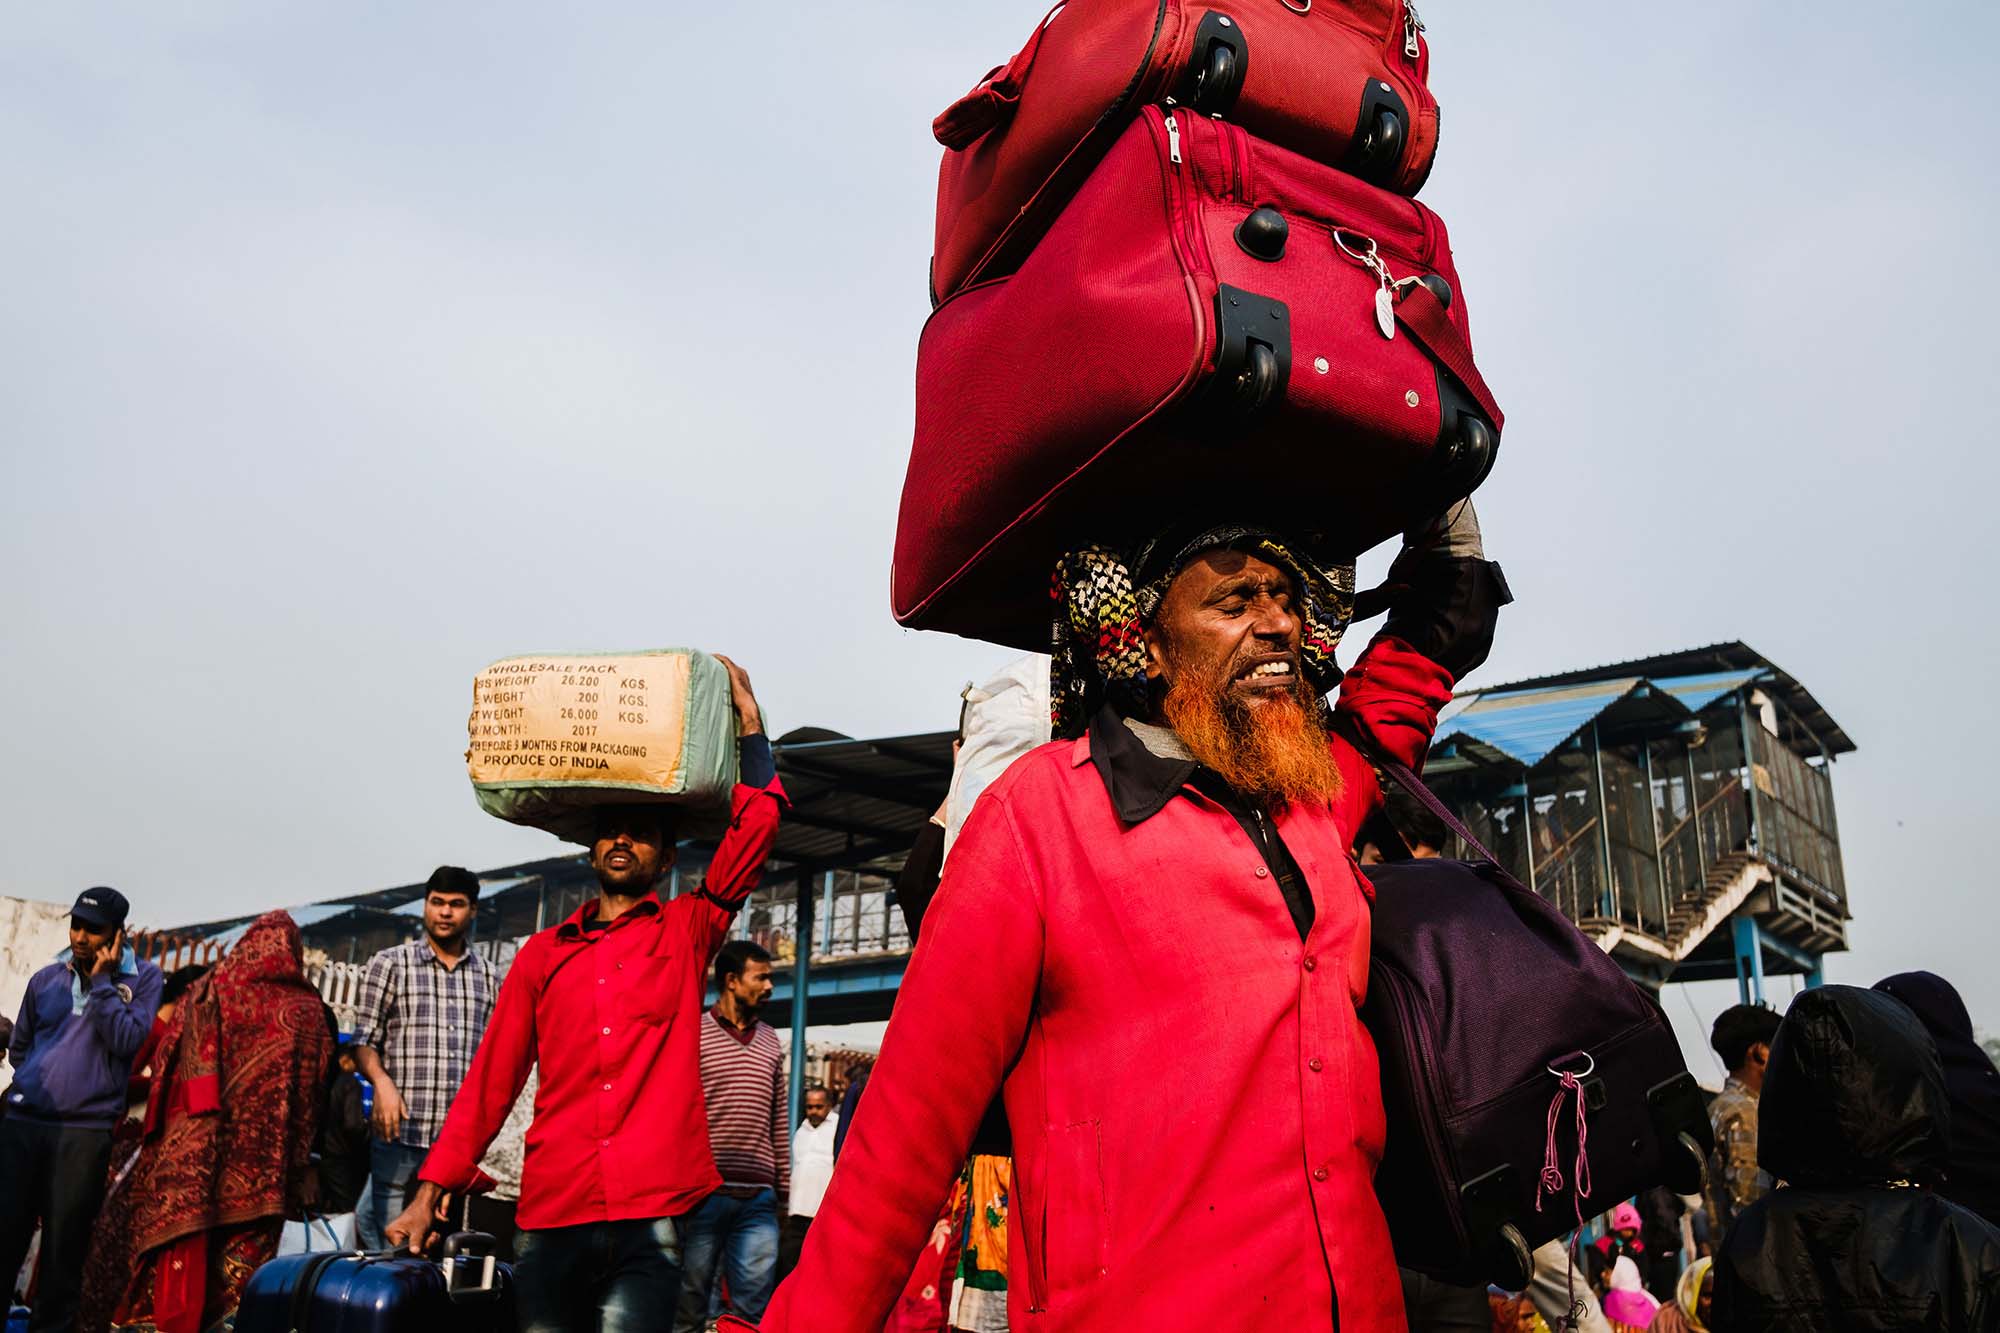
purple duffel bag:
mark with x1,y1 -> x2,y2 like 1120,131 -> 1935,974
1358,752 -> 1713,1288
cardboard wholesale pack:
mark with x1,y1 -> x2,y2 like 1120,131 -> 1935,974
466,648 -> 737,844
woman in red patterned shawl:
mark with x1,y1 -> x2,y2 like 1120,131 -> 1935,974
79,911 -> 333,1333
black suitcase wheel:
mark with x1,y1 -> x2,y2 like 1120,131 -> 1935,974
1193,44 -> 1239,112
1669,1130 -> 1710,1195
1206,284 -> 1290,424
1342,78 -> 1411,186
1440,412 -> 1495,485
1492,1223 -> 1534,1290
1358,108 -> 1405,174
1228,341 -> 1281,414
1183,13 -> 1248,116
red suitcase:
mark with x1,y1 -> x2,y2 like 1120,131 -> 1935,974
930,0 -> 1438,302
893,106 -> 1500,650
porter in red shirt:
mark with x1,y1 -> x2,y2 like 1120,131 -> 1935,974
418,774 -> 784,1229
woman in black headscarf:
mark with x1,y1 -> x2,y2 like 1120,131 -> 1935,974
1875,971 -> 2000,1226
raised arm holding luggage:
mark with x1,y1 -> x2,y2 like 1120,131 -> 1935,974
386,656 -> 783,1333
756,514 -> 1503,1330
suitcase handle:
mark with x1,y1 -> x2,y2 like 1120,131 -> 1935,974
933,2 -> 1066,149
440,1231 -> 502,1301
287,1250 -> 346,1333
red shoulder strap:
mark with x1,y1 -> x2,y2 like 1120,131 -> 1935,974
1394,283 -> 1503,432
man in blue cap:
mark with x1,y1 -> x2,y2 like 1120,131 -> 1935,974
1,887 -> 163,1333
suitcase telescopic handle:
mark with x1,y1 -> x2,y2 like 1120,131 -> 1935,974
440,1230 -> 496,1261
441,1231 -> 502,1302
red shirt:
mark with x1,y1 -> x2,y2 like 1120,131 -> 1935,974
419,777 -> 783,1229
761,636 -> 1453,1332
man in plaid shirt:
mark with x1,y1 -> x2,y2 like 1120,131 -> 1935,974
353,865 -> 497,1247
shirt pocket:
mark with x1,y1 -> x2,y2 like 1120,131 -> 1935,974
622,955 -> 680,1027
1043,1118 -> 1109,1295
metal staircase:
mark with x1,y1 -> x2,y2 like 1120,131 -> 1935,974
1585,851 -> 1772,965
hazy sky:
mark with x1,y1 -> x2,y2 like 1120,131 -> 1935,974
5,3 -> 1997,1065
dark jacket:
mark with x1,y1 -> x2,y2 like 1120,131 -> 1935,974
318,1073 -> 371,1213
1713,985 -> 2000,1331
6,949 -> 164,1128
1875,971 -> 2000,1228
1639,1185 -> 1686,1254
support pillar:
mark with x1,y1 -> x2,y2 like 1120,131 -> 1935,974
1590,724 -> 1618,921
1640,742 -> 1668,932
1804,961 -> 1825,989
1737,694 -> 1764,857
788,866 -> 814,1138
1733,915 -> 1766,1006
1520,791 -> 1538,895
1685,746 -> 1708,882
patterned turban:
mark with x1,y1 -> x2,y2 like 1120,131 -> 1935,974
1048,525 -> 1356,738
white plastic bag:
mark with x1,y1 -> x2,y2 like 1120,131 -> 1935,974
944,655 -> 1052,854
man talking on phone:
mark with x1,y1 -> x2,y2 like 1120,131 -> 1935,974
0,887 -> 163,1333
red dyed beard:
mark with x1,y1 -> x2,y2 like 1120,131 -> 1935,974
1159,645 -> 1341,808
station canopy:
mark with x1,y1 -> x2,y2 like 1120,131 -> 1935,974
1433,641 -> 1853,772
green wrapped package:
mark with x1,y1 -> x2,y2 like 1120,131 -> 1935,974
466,648 -> 737,844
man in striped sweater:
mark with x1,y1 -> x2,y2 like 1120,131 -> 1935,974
676,938 -> 790,1332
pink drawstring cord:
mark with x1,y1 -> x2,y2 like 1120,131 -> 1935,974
1536,1054 -> 1595,1332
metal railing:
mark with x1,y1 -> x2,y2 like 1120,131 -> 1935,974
1692,775 -> 1751,877
1649,773 -> 1751,909
1515,757 -> 1759,946
129,930 -> 226,973
306,957 -> 369,1033
1531,815 -> 1605,926
730,867 -> 912,964
1748,728 -> 1846,907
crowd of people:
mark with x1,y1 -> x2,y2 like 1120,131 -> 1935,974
7,530 -> 2000,1331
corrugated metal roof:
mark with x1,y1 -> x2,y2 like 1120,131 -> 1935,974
1435,677 -> 1650,767
1654,669 -> 1763,714
1438,653 -> 1840,771
1476,642 -> 1853,756
771,730 -> 954,871
200,902 -> 355,949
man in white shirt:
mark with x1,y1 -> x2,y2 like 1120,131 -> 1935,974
780,1086 -> 839,1278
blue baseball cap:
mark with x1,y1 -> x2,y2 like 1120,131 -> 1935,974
71,886 -> 130,931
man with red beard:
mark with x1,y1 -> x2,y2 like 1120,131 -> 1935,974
749,508 -> 1505,1333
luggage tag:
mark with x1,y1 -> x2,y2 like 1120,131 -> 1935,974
1332,230 -> 1398,340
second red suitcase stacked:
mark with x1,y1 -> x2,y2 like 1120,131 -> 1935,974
931,0 -> 1439,302
893,105 -> 1501,649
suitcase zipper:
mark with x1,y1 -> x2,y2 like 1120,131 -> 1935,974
1224,120 -> 1253,203
1160,111 -> 1215,281
1376,965 -> 1470,1251
1402,0 -> 1425,60
1151,106 -> 1220,372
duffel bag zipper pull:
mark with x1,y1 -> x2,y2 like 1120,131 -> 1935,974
1333,229 -> 1397,339
1165,111 -> 1183,165
1403,0 -> 1425,60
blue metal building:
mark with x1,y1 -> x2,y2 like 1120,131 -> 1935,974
1424,642 -> 1854,1000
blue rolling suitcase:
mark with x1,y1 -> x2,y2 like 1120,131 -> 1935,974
236,1232 -> 514,1333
